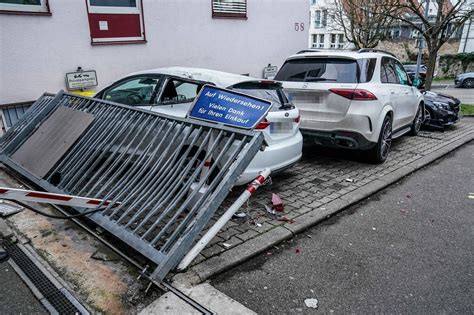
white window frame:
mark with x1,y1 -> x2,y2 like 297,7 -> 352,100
87,0 -> 140,14
86,0 -> 146,44
0,0 -> 50,14
314,10 -> 321,28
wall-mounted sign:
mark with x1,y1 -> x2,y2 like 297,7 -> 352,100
188,85 -> 271,129
263,64 -> 278,79
65,70 -> 98,90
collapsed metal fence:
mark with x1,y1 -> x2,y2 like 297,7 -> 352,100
0,91 -> 263,281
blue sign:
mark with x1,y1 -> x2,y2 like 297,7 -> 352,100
188,85 -> 272,129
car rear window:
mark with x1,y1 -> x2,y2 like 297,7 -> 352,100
275,57 -> 376,83
230,82 -> 290,112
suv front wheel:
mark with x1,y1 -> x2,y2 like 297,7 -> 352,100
366,115 -> 392,164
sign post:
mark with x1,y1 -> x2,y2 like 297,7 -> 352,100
188,85 -> 272,130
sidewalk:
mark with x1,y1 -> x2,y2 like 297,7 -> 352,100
176,118 -> 474,285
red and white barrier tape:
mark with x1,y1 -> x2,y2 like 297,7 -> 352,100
0,187 -> 119,209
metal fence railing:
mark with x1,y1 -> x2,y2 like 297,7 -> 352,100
0,91 -> 263,281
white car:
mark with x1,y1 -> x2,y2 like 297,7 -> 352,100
95,67 -> 303,185
275,49 -> 424,163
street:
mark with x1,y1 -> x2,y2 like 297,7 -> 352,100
212,141 -> 474,314
431,83 -> 474,104
0,261 -> 47,314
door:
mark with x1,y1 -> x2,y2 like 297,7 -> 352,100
151,78 -> 204,118
380,57 -> 403,130
393,60 -> 418,126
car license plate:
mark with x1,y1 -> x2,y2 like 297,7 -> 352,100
270,122 -> 292,134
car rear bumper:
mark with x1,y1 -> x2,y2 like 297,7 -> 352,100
235,131 -> 303,185
301,128 -> 376,150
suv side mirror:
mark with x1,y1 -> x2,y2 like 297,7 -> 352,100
412,78 -> 422,89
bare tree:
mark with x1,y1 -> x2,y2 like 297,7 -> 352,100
383,0 -> 474,90
332,0 -> 400,49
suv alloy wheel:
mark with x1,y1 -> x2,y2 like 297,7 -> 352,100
366,115 -> 392,164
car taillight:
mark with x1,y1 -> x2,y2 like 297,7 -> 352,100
329,88 -> 377,100
294,115 -> 300,123
255,118 -> 270,129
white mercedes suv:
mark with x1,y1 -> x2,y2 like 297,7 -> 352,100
275,49 -> 424,163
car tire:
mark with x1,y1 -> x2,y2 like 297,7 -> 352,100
409,104 -> 423,136
462,78 -> 473,88
366,115 -> 392,164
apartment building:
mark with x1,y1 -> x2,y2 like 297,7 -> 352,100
0,0 -> 308,104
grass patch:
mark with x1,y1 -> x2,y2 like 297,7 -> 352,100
461,104 -> 474,115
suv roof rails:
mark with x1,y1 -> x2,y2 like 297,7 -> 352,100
358,48 -> 396,58
296,49 -> 323,54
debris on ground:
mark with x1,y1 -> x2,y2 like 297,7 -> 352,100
345,178 -> 354,183
271,193 -> 284,212
0,201 -> 23,217
232,212 -> 247,218
277,217 -> 295,224
304,298 -> 319,309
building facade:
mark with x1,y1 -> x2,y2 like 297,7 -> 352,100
308,0 -> 351,49
0,0 -> 308,104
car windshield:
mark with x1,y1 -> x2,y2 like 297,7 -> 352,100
230,82 -> 290,112
275,58 -> 359,83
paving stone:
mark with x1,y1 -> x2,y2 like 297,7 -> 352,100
197,120 -> 474,282
236,229 -> 259,241
220,236 -> 243,249
201,244 -> 224,258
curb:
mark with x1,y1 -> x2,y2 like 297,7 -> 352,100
173,131 -> 474,287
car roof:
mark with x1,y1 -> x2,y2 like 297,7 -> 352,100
285,50 -> 393,61
128,67 -> 265,88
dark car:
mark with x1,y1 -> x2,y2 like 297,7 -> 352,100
454,72 -> 474,88
404,64 -> 426,88
422,91 -> 460,128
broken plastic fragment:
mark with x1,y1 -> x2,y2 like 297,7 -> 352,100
278,217 -> 295,224
272,193 -> 284,212
304,298 -> 318,309
345,178 -> 354,182
233,212 -> 246,218
222,243 -> 231,248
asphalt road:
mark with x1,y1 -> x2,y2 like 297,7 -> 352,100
0,260 -> 47,314
431,84 -> 474,104
212,141 -> 474,314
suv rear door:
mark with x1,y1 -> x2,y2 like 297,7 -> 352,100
380,57 -> 404,129
275,57 -> 361,130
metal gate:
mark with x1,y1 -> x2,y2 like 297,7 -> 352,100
0,91 -> 264,281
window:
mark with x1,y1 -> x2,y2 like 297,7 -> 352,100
158,79 -> 202,104
338,34 -> 344,49
357,58 -> 377,83
230,82 -> 287,112
330,34 -> 336,48
275,58 -> 359,83
311,34 -> 325,48
86,0 -> 146,44
314,10 -> 322,28
393,61 -> 410,85
102,76 -> 160,106
0,0 -> 50,14
212,0 -> 247,19
380,57 -> 399,84
322,10 -> 327,27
